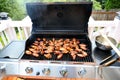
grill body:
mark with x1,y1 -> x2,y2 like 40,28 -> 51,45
0,2 -> 98,79
20,2 -> 95,78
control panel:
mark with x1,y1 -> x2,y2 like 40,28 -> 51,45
19,61 -> 96,78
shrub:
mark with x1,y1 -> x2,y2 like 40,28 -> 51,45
0,0 -> 25,20
91,0 -> 102,10
105,0 -> 120,10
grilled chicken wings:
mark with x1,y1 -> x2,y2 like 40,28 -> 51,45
25,38 -> 88,60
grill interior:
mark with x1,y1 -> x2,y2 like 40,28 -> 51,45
22,34 -> 93,62
23,2 -> 93,62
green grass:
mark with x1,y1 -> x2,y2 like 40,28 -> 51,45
0,27 -> 26,48
0,36 -> 5,46
16,28 -> 26,40
118,43 -> 120,48
14,27 -> 26,40
0,31 -> 8,47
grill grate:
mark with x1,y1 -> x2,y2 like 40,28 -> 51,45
22,53 -> 93,62
22,45 -> 93,62
22,34 -> 93,62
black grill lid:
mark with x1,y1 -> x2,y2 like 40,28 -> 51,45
26,2 -> 92,34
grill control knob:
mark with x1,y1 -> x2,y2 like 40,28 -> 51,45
60,68 -> 68,77
36,72 -> 40,75
25,67 -> 33,74
42,67 -> 50,75
0,64 -> 6,76
78,68 -> 87,77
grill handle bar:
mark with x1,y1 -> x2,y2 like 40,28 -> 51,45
99,53 -> 116,65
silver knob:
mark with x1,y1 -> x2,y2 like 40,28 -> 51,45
25,67 -> 33,74
60,68 -> 68,77
42,67 -> 50,75
36,72 -> 40,75
0,64 -> 6,76
78,68 -> 87,77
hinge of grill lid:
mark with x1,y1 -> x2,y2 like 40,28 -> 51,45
32,30 -> 88,35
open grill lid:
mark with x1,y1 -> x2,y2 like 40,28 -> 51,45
26,2 -> 92,34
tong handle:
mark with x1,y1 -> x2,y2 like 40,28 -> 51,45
103,58 -> 118,66
100,54 -> 115,65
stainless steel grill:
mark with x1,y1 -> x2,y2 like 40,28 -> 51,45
0,2 -> 99,79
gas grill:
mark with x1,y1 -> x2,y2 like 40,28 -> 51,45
23,2 -> 93,62
0,2 -> 98,79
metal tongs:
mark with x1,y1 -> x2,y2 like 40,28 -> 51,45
100,33 -> 120,66
100,55 -> 119,66
100,53 -> 116,65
